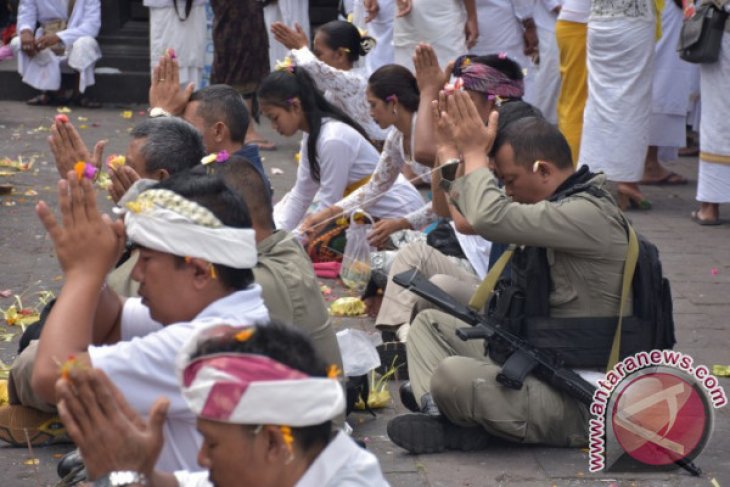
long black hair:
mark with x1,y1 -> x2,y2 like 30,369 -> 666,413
368,64 -> 420,113
258,68 -> 371,182
318,20 -> 376,64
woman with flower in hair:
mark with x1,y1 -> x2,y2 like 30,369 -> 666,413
258,66 -> 424,251
270,19 -> 386,141
301,64 -> 435,248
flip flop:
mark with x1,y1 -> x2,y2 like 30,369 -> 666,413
640,171 -> 689,186
247,138 -> 278,151
690,211 -> 721,226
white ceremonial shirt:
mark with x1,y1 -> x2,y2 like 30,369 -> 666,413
291,46 -> 387,141
174,431 -> 390,487
275,119 -> 424,231
88,287 -> 270,473
338,114 -> 432,229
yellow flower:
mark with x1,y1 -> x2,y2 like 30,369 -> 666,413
201,153 -> 218,165
275,56 -> 295,73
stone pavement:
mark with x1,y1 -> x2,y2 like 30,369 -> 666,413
0,101 -> 728,486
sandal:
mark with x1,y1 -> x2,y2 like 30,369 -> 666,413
690,210 -> 721,226
640,171 -> 689,186
617,187 -> 652,211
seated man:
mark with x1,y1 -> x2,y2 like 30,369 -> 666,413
388,92 -> 630,453
148,56 -> 271,192
199,156 -> 342,370
55,323 -> 389,487
5,172 -> 268,472
11,0 -> 101,106
49,115 -> 206,205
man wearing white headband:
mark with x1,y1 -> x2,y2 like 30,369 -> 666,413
55,323 -> 389,487
24,172 -> 268,473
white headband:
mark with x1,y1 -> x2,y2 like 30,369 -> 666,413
121,186 -> 257,269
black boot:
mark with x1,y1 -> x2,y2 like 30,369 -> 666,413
387,413 -> 491,454
399,382 -> 419,412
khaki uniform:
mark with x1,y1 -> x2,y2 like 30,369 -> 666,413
408,168 -> 627,446
375,242 -> 481,330
253,230 -> 342,370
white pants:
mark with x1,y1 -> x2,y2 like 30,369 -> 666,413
11,35 -> 101,93
264,0 -> 311,73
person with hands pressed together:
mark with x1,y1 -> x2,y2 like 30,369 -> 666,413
55,323 -> 389,487
271,19 -> 385,141
299,64 -> 432,250
387,90 -> 632,455
15,172 -> 268,472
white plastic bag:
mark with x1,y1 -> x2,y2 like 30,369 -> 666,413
336,328 -> 382,377
340,211 -> 373,292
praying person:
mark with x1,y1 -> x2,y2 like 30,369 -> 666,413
300,64 -> 435,248
271,19 -> 386,141
8,173 -> 268,472
11,0 -> 101,106
54,323 -> 390,486
258,66 -> 423,240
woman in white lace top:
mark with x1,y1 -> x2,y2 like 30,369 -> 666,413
300,65 -> 435,248
259,67 -> 424,234
271,20 -> 387,141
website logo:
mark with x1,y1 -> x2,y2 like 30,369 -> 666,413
588,350 -> 726,474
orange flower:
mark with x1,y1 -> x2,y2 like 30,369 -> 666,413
234,328 -> 255,342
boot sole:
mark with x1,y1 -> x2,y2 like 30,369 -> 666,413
387,413 -> 490,454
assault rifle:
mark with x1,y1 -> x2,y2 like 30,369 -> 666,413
392,268 -> 701,476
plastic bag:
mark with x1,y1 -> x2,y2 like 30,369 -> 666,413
336,328 -> 382,377
340,211 -> 373,292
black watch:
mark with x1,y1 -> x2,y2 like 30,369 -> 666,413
438,158 -> 461,192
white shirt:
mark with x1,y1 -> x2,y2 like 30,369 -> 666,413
276,119 -> 424,231
291,47 -> 387,141
339,114 -> 433,229
88,287 -> 269,473
17,0 -> 101,46
558,0 -> 591,23
174,431 -> 390,487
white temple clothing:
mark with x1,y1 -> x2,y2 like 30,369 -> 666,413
290,46 -> 387,141
146,0 -> 206,87
393,0 -> 466,71
174,431 -> 389,487
14,0 -> 101,92
580,16 -> 655,182
649,1 -> 693,148
88,288 -> 269,472
274,120 -> 424,231
264,0 -> 310,76
339,113 -> 432,228
697,34 -> 730,203
352,0 -> 395,75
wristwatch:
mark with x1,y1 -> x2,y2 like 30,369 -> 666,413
93,471 -> 148,487
148,107 -> 171,118
438,158 -> 461,192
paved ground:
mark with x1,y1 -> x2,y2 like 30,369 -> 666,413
0,101 -> 728,486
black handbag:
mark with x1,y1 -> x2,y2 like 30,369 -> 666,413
678,3 -> 729,63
